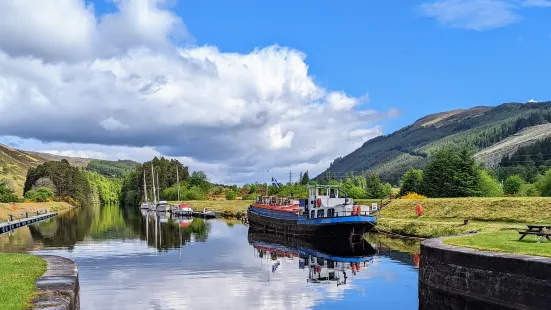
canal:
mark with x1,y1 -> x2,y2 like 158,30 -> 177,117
0,205 -> 420,309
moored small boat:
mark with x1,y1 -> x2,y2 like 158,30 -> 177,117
192,208 -> 216,219
173,204 -> 193,216
247,185 -> 377,240
156,200 -> 170,212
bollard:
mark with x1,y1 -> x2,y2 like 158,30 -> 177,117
25,212 -> 28,218
9,214 -> 13,222
36,211 -> 39,216
464,219 -> 469,225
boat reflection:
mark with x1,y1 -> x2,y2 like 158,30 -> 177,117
248,229 -> 376,286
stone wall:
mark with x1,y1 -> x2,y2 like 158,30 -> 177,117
31,255 -> 80,310
419,237 -> 551,310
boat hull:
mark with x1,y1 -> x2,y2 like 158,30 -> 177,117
247,206 -> 376,239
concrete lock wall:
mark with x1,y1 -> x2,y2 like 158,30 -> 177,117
31,255 -> 80,310
419,237 -> 551,310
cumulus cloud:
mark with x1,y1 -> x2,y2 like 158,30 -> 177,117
0,0 -> 393,183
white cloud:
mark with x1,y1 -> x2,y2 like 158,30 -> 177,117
0,0 -> 392,184
522,0 -> 551,7
420,0 -> 520,31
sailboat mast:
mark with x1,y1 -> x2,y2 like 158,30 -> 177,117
157,172 -> 160,200
176,165 -> 180,201
151,164 -> 157,204
143,169 -> 148,202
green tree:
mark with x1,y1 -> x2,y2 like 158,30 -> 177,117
365,173 -> 386,199
300,171 -> 310,185
399,168 -> 423,196
503,175 -> 524,196
478,170 -> 503,197
537,169 -> 551,196
226,191 -> 237,200
422,145 -> 481,197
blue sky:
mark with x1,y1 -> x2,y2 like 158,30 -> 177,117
0,0 -> 550,183
93,0 -> 551,133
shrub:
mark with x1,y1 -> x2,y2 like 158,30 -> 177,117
24,187 -> 55,202
503,175 -> 524,196
226,191 -> 237,200
400,192 -> 427,199
478,170 -> 503,197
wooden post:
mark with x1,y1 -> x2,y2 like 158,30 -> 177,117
9,214 -> 13,222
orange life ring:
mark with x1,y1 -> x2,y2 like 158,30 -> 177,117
316,198 -> 321,208
352,205 -> 358,216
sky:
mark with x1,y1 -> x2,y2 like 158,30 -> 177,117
0,0 -> 550,184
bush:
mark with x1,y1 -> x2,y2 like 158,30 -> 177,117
520,183 -> 538,197
243,193 -> 257,200
503,175 -> 524,196
24,187 -> 55,202
478,170 -> 503,197
226,191 -> 237,200
538,169 -> 551,196
185,186 -> 206,200
400,192 -> 427,199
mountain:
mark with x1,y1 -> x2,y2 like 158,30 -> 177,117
0,143 -> 139,196
317,101 -> 551,184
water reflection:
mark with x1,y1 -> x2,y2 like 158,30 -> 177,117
0,205 -> 422,309
248,230 -> 376,287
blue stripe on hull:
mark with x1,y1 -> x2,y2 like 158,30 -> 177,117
297,216 -> 376,226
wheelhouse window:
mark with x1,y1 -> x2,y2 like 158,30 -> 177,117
327,208 -> 335,217
310,210 -> 315,219
317,209 -> 325,218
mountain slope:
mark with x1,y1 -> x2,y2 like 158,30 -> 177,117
0,143 -> 139,196
318,101 -> 551,184
474,123 -> 551,168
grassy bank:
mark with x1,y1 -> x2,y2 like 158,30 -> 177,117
0,253 -> 46,310
172,200 -> 253,215
0,202 -> 74,222
380,197 -> 551,223
444,231 -> 551,257
376,218 -> 525,238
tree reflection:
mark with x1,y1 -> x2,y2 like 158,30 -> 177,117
25,205 -> 210,252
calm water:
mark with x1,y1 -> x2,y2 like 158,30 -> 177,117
0,205 -> 421,310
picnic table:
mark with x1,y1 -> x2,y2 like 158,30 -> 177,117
518,225 -> 551,243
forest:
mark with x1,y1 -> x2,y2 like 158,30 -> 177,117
320,101 -> 551,184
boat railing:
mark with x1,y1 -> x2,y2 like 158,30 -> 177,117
301,210 -> 373,219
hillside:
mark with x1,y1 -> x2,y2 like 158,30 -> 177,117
318,101 -> 551,184
0,143 -> 139,196
474,123 -> 551,168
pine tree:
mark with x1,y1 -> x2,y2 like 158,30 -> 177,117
422,145 -> 481,197
300,171 -> 310,185
399,168 -> 423,196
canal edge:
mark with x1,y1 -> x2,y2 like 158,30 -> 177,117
419,236 -> 551,310
30,255 -> 80,310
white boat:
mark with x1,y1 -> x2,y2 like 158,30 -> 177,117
156,200 -> 170,212
173,204 -> 193,216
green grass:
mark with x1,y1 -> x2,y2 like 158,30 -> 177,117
170,200 -> 253,215
445,231 -> 551,257
381,197 -> 551,223
376,218 -> 526,238
0,254 -> 47,310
